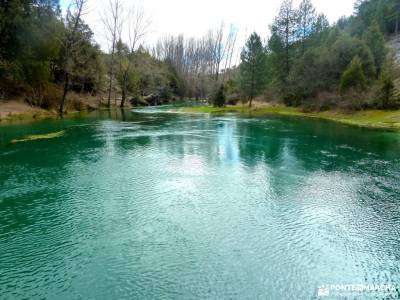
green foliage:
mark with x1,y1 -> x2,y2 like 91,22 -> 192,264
376,51 -> 400,108
213,84 -> 226,107
1,0 -> 399,113
270,0 -> 297,81
339,56 -> 367,94
379,76 -> 396,108
286,47 -> 332,104
356,0 -> 399,35
363,20 -> 387,74
296,0 -> 317,52
0,0 -> 63,97
259,0 -> 400,111
0,0 -> 102,107
240,33 -> 267,104
331,34 -> 376,80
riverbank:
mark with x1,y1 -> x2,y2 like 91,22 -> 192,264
0,100 -> 57,122
181,104 -> 400,130
0,96 -> 120,123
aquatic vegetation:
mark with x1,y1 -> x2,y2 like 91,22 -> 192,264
11,131 -> 65,144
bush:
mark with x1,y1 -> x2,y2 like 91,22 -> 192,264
130,95 -> 148,107
226,93 -> 240,105
282,92 -> 302,107
301,92 -> 340,112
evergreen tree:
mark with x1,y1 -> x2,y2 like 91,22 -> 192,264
339,56 -> 367,94
378,51 -> 400,108
379,76 -> 396,108
296,0 -> 317,53
363,20 -> 387,75
213,84 -> 226,107
271,0 -> 297,79
240,33 -> 267,107
331,34 -> 376,81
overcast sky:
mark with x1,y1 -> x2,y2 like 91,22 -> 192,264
61,0 -> 356,52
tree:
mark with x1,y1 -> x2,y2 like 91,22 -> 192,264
287,47 -> 332,103
119,5 -> 150,108
380,76 -> 396,109
239,33 -> 267,107
363,20 -> 386,75
207,24 -> 226,83
222,25 -> 239,82
296,0 -> 317,53
378,51 -> 400,108
59,0 -> 87,115
0,0 -> 62,100
213,84 -> 225,107
102,0 -> 123,107
271,0 -> 297,79
339,56 -> 367,94
331,34 -> 376,81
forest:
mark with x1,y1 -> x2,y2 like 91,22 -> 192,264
0,0 -> 399,114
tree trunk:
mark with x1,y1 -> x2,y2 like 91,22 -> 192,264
120,73 -> 127,108
107,39 -> 116,108
249,66 -> 255,108
107,64 -> 113,107
59,72 -> 69,115
120,107 -> 126,121
121,83 -> 126,108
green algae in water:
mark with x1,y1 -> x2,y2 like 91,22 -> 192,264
10,130 -> 65,143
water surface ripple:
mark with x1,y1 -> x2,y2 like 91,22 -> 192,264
1,108 -> 400,299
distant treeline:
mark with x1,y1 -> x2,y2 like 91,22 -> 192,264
0,0 -> 188,112
0,0 -> 399,112
237,0 -> 400,110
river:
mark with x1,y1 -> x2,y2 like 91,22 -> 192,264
1,106 -> 400,299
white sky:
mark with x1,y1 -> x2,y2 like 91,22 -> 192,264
63,0 -> 356,53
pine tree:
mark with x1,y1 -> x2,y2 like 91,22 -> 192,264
271,0 -> 297,79
239,33 -> 267,107
296,0 -> 317,53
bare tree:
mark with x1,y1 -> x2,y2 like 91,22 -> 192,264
59,0 -> 87,115
119,5 -> 151,107
152,23 -> 240,100
101,0 -> 123,107
207,23 -> 226,83
222,25 -> 238,82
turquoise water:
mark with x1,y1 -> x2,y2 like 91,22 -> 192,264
1,107 -> 400,299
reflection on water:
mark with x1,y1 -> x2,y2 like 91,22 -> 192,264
1,108 -> 400,299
